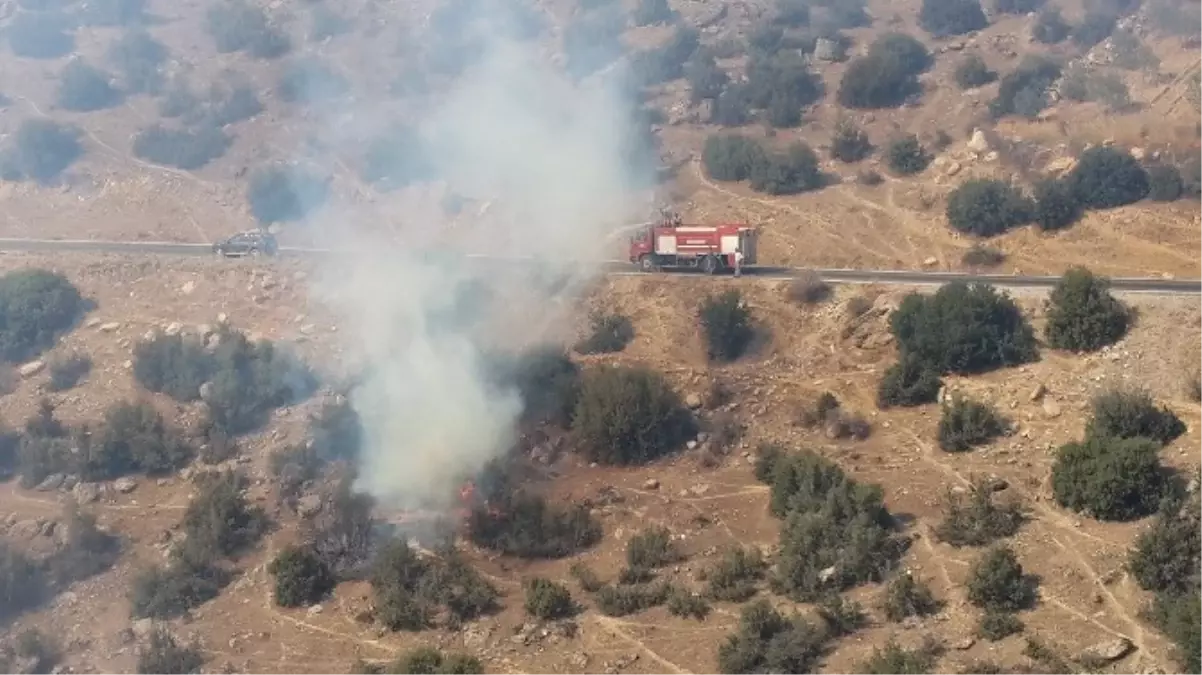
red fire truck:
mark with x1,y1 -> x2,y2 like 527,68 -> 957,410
627,212 -> 758,275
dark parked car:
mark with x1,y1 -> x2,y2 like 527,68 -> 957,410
213,230 -> 279,258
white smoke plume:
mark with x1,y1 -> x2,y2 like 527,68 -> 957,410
304,7 -> 656,510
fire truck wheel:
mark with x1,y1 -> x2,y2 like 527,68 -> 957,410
639,255 -> 655,272
701,255 -> 718,275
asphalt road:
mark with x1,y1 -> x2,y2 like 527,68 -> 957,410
0,237 -> 1198,294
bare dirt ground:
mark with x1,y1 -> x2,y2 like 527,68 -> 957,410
0,253 -> 1197,673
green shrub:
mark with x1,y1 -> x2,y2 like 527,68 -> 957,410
1045,267 -> 1128,352
1128,492 -> 1199,595
301,477 -> 376,574
107,30 -> 168,94
885,135 -> 931,175
307,4 -> 353,41
0,540 -> 47,623
359,125 -> 433,191
1148,589 -> 1201,674
7,12 -> 74,59
1,119 -> 83,184
204,83 -> 263,127
966,545 -> 1038,611
80,0 -> 148,27
1146,164 -> 1184,201
837,55 -> 921,109
1086,389 -> 1185,445
0,269 -> 86,363
889,282 -> 1038,374
976,607 -> 1024,638
749,142 -> 825,195
88,401 -> 193,479
859,638 -> 943,674
744,52 -> 824,127
386,647 -> 482,674
132,125 -> 232,170
632,0 -> 675,25
705,546 -> 767,601
1031,6 -> 1070,43
937,397 -> 1007,452
136,628 -> 204,674
877,354 -> 943,408
1052,435 -> 1167,521
955,54 -> 997,88
686,54 -> 729,103
1059,65 -> 1132,111
572,365 -> 691,465
6,628 -> 60,674
178,472 -> 267,565
919,0 -> 988,36
57,60 -> 123,112
371,540 -> 499,630
830,119 -> 872,163
946,179 -> 1033,236
703,135 -> 765,181
278,57 -> 350,105
990,56 -> 1061,119
816,594 -> 866,636
758,447 -> 904,600
205,1 -> 290,58
1068,146 -> 1149,209
868,33 -> 932,75
269,544 -> 335,607
1031,178 -> 1081,231
308,398 -> 363,464
772,0 -> 810,26
717,600 -> 830,674
882,573 -> 940,621
667,587 -> 711,619
467,491 -> 602,559
46,351 -> 91,391
1072,10 -> 1117,48
134,328 -> 317,435
627,526 -> 683,569
495,346 -> 581,427
993,0 -> 1044,14
129,560 -> 227,619
934,480 -> 1024,547
575,312 -> 634,354
595,581 -> 672,616
569,562 -> 605,592
962,245 -> 1005,268
700,290 -> 755,363
247,166 -> 329,225
524,577 -> 575,619
788,271 -> 832,304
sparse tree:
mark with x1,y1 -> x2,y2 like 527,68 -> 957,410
1031,178 -> 1081,231
954,54 -> 997,88
57,60 -> 123,112
919,0 -> 989,36
1045,267 -> 1128,352
885,135 -> 931,175
1068,146 -> 1148,209
966,545 -> 1038,611
1052,435 -> 1168,521
945,178 -> 1033,236
830,119 -> 872,162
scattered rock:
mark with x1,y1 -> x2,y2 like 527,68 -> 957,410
216,313 -> 229,325
131,618 -> 155,640
199,381 -> 216,402
1129,147 -> 1145,161
923,256 -> 938,267
686,440 -> 698,450
818,565 -> 838,583
307,604 -> 323,615
689,483 -> 710,497
113,477 -> 139,494
1079,638 -> 1134,663
954,637 -> 976,650
18,360 -> 45,378
685,393 -> 703,409
1029,383 -> 1047,401
944,160 -> 962,176
296,494 -> 323,518
180,280 -> 196,295
36,473 -> 65,491
73,481 -> 101,504
967,128 -> 990,153
164,322 -> 184,337
85,317 -> 102,328
813,37 -> 839,60
1042,398 -> 1062,419
643,478 -> 660,490
1045,156 -> 1077,176
99,322 -> 121,332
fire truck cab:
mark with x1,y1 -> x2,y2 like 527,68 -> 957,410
628,212 -> 758,276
